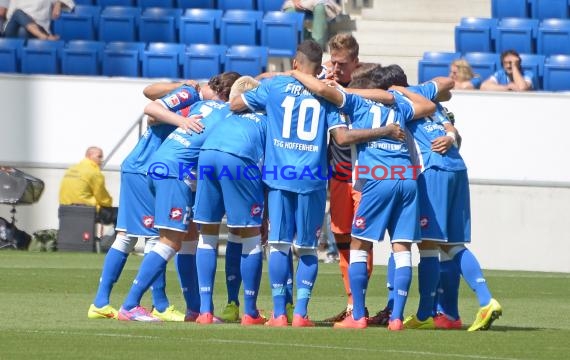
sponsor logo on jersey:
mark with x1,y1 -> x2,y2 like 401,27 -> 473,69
165,94 -> 180,108
143,216 -> 154,228
420,216 -> 429,228
250,204 -> 262,217
169,208 -> 183,221
354,216 -> 366,229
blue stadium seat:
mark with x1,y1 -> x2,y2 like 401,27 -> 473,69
97,0 -> 135,6
176,0 -> 215,9
543,54 -> 570,90
537,19 -> 570,55
179,8 -> 222,45
417,51 -> 461,83
0,38 -> 25,73
455,17 -> 498,54
220,10 -> 263,46
182,43 -> 227,80
495,18 -> 539,54
139,8 -> 182,43
463,52 -> 501,81
261,11 -> 304,58
492,0 -> 530,19
53,5 -> 101,41
257,0 -> 283,12
102,41 -> 145,77
225,45 -> 267,76
61,40 -> 105,76
529,0 -> 570,20
75,0 -> 95,4
20,39 -> 64,74
98,6 -> 141,42
141,42 -> 185,78
137,0 -> 175,9
218,0 -> 256,10
520,53 -> 546,89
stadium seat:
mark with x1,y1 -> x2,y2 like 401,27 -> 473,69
417,51 -> 461,83
463,52 -> 501,81
257,0 -> 283,12
75,0 -> 95,4
182,43 -> 227,80
137,0 -> 175,9
52,5 -> 101,41
61,40 -> 105,76
98,6 -> 141,42
520,53 -> 546,89
141,42 -> 185,78
96,0 -> 135,6
529,0 -> 570,20
261,11 -> 304,58
455,17 -> 498,54
0,38 -> 25,73
537,19 -> 570,56
20,39 -> 64,74
176,0 -> 215,9
218,0 -> 256,11
495,18 -> 539,54
179,8 -> 222,45
224,45 -> 268,76
102,41 -> 145,77
491,0 -> 530,19
543,54 -> 570,90
138,8 -> 182,43
220,10 -> 263,46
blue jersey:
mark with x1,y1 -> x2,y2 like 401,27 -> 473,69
148,100 -> 230,179
406,82 -> 466,172
343,91 -> 416,180
201,111 -> 267,166
242,75 -> 344,193
121,85 -> 201,174
490,69 -> 534,88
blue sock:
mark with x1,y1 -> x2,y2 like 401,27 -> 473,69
93,248 -> 128,308
391,265 -> 412,321
241,251 -> 263,317
268,249 -> 289,317
416,255 -> 440,321
439,259 -> 461,319
453,248 -> 492,307
122,251 -> 168,310
225,240 -> 242,306
386,252 -> 395,310
175,253 -> 200,313
285,249 -> 294,306
150,270 -> 169,312
196,247 -> 217,314
349,261 -> 368,320
294,254 -> 318,318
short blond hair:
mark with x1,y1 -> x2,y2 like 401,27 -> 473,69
451,59 -> 476,81
228,76 -> 260,100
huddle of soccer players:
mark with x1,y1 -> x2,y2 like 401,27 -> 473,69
87,33 -> 501,331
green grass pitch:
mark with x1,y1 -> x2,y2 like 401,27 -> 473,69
0,251 -> 568,360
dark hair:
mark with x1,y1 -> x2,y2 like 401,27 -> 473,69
208,71 -> 241,101
501,49 -> 521,63
348,77 -> 377,89
372,64 -> 409,90
296,40 -> 323,68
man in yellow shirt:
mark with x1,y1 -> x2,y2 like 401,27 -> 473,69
59,146 -> 112,209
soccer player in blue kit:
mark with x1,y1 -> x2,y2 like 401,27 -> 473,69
117,72 -> 240,321
192,76 -> 268,325
231,40 -> 408,326
88,82 -> 204,321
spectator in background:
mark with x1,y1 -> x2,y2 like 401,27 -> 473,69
480,50 -> 533,91
0,0 -> 8,36
4,0 -> 75,40
59,146 -> 112,210
449,59 -> 481,90
282,0 -> 341,51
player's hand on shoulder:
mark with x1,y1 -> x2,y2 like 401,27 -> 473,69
181,114 -> 204,134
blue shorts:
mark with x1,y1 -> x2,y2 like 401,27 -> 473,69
116,172 -> 157,237
193,150 -> 264,227
267,187 -> 326,249
351,179 -> 420,243
149,176 -> 193,232
417,168 -> 471,244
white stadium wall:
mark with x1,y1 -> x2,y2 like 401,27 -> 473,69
0,75 -> 568,272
